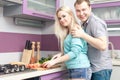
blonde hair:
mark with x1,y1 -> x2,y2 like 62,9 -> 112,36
54,6 -> 78,52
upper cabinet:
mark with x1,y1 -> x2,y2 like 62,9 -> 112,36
91,1 -> 120,34
0,0 -> 22,7
91,1 -> 120,25
3,0 -> 59,21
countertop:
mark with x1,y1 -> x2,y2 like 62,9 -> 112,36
0,66 -> 66,80
0,59 -> 119,80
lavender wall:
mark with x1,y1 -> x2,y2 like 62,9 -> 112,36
109,36 -> 120,50
41,34 -> 59,51
0,32 -> 120,53
0,32 -> 59,53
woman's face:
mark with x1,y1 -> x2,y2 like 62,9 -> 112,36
57,11 -> 72,28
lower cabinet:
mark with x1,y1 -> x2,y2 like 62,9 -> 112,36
40,70 -> 68,80
110,66 -> 120,80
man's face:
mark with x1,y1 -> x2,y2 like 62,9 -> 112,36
75,1 -> 91,22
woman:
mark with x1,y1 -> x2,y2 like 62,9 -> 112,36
42,6 -> 90,80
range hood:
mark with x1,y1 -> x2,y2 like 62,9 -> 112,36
14,17 -> 46,27
0,0 -> 22,7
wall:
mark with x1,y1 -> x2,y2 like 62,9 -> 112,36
63,0 -> 79,23
0,7 -> 59,64
0,0 -> 120,64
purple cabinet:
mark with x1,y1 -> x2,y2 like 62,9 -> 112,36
91,1 -> 120,32
91,1 -> 120,24
40,70 -> 68,80
3,0 -> 59,21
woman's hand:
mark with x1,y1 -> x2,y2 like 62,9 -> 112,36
41,52 -> 63,68
41,60 -> 56,68
51,52 -> 63,60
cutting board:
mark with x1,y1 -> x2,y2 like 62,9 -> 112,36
26,63 -> 62,71
35,64 -> 62,70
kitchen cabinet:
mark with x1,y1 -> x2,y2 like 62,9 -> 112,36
90,0 -> 120,4
91,1 -> 120,32
3,0 -> 59,21
0,0 -> 22,7
5,0 -> 22,4
40,70 -> 68,80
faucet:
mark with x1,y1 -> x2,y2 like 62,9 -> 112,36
108,42 -> 117,59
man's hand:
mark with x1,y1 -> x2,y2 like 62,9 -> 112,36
71,26 -> 85,38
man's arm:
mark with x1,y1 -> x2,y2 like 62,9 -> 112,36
81,32 -> 107,51
71,28 -> 107,51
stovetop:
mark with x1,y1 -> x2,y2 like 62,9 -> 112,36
0,64 -> 34,75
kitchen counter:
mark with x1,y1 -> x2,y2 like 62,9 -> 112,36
0,66 -> 66,80
0,59 -> 119,80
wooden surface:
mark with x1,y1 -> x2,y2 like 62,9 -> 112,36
21,49 -> 32,64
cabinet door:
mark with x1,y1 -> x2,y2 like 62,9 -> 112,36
23,0 -> 59,20
92,6 -> 120,21
91,1 -> 120,34
40,70 -> 68,80
91,1 -> 120,24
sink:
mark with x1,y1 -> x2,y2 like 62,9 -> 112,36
108,42 -> 120,66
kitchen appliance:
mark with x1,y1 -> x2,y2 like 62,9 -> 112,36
0,64 -> 26,74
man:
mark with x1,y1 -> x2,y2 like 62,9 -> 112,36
71,0 -> 112,80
